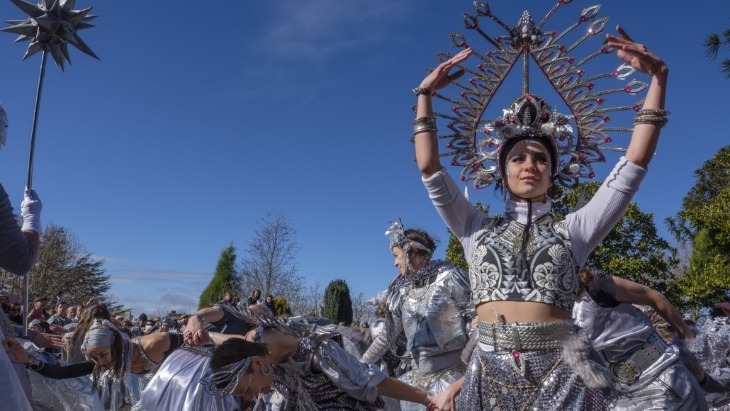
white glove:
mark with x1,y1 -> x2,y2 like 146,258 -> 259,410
21,188 -> 42,233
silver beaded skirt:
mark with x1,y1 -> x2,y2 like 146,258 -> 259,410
456,345 -> 607,410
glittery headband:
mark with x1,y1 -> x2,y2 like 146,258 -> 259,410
81,320 -> 116,352
424,2 -> 648,194
201,357 -> 252,397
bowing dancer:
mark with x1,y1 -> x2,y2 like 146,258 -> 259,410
202,322 -> 438,410
574,267 -> 708,410
7,303 -> 185,411
412,4 -> 670,409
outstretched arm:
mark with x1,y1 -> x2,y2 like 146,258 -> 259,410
377,377 -> 431,407
414,48 -> 473,178
606,26 -> 668,168
612,276 -> 693,339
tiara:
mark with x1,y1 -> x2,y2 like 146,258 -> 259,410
425,2 -> 648,193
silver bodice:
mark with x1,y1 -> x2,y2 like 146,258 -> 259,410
470,214 -> 580,312
387,261 -> 471,369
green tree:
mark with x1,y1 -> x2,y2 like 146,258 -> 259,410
666,147 -> 730,317
198,244 -> 239,309
1,224 -> 113,307
669,228 -> 730,319
553,182 -> 678,295
322,279 -> 353,324
704,26 -> 730,78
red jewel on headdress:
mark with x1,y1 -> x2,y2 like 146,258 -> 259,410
603,116 -> 610,122
588,172 -> 595,178
633,104 -> 641,111
605,136 -> 612,143
512,350 -> 520,359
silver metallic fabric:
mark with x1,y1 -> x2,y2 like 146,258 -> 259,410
380,261 -> 470,410
469,214 -> 580,312
574,288 -> 708,410
274,336 -> 387,410
607,361 -> 708,411
0,325 -> 32,411
137,346 -> 238,411
477,321 -> 574,350
24,348 -> 104,411
456,345 -> 607,410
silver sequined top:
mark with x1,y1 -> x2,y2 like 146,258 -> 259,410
362,261 -> 471,374
423,157 -> 646,313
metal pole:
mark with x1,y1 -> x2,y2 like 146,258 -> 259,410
22,49 -> 48,337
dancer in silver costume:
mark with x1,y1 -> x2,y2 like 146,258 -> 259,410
661,315 -> 730,410
8,313 -> 185,411
360,221 -> 471,411
573,267 -> 708,410
411,4 -> 669,409
202,323 -> 436,410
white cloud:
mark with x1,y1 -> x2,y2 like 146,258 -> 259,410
257,1 -> 407,61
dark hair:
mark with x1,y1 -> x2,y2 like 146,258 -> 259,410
88,326 -> 126,388
210,339 -> 269,390
577,266 -> 597,296
70,302 -> 112,351
404,228 -> 437,257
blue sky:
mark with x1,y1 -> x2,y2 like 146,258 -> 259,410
0,1 -> 728,317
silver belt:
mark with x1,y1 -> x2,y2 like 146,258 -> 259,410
609,332 -> 668,385
477,321 -> 575,351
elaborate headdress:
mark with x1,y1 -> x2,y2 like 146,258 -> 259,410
426,2 -> 648,198
385,220 -> 434,256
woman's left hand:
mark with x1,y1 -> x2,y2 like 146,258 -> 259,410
4,337 -> 29,364
606,25 -> 667,77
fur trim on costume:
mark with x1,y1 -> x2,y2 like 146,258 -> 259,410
562,329 -> 610,389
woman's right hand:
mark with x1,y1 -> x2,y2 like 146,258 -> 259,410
418,48 -> 473,93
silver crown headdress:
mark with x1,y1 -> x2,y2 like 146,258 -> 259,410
427,2 -> 648,195
385,220 -> 433,256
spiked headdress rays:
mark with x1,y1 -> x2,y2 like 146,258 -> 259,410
426,2 -> 648,196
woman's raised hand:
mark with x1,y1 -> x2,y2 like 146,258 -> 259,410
418,48 -> 474,92
606,26 -> 667,77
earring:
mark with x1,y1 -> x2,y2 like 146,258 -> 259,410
260,363 -> 272,376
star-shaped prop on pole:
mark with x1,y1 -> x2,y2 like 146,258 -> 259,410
2,0 -> 99,70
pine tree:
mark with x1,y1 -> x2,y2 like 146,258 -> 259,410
322,279 -> 353,324
198,245 -> 239,309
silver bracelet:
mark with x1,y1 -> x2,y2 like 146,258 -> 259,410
413,87 -> 432,96
26,355 -> 45,371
